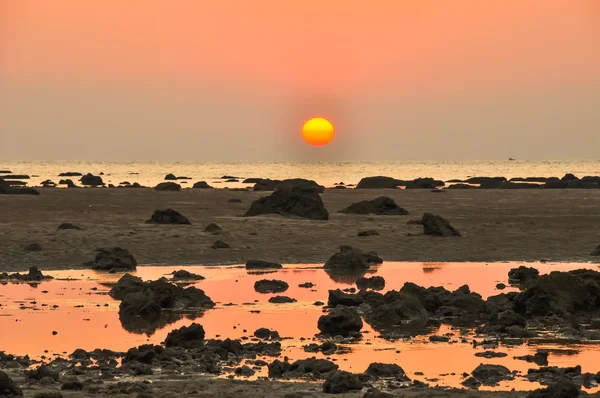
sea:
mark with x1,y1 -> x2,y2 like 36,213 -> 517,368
2,160 -> 600,188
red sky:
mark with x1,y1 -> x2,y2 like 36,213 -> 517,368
1,1 -> 599,160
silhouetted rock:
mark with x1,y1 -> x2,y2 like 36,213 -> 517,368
58,172 -> 82,177
145,209 -> 191,225
164,323 -> 205,348
253,179 -> 281,191
470,364 -> 513,386
25,365 -> 59,381
58,179 -> 77,187
328,289 -> 364,307
561,173 -> 578,181
475,351 -> 508,359
254,279 -> 289,293
357,230 -> 379,237
356,176 -> 402,189
526,365 -> 583,386
0,370 -> 23,396
193,181 -> 213,189
1,174 -> 30,179
527,380 -> 580,398
356,276 -> 385,291
85,247 -> 137,272
591,245 -> 600,256
323,370 -> 363,394
154,182 -> 181,191
246,260 -> 283,270
508,266 -> 539,285
254,328 -> 280,340
324,245 -> 382,271
269,296 -> 297,304
277,178 -> 324,193
164,173 -> 177,180
364,363 -> 410,380
0,185 -> 40,195
466,177 -> 507,185
422,213 -> 461,237
57,223 -> 81,231
404,177 -> 445,189
340,196 -> 409,215
0,266 -> 53,282
269,358 -> 338,379
79,173 -> 103,186
242,178 -> 264,184
0,170 -> 10,174
171,270 -> 205,281
447,183 -> 478,190
515,351 -> 549,366
244,190 -> 329,220
204,223 -> 222,233
317,305 -> 363,336
211,240 -> 230,249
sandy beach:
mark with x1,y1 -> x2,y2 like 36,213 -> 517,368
1,188 -> 599,272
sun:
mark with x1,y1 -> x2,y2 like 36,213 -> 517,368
302,117 -> 335,146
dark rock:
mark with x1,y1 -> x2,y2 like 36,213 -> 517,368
193,181 -> 213,189
164,173 -> 177,180
211,240 -> 230,249
24,243 -> 42,252
324,245 -> 383,271
254,280 -> 289,293
171,270 -> 205,281
246,260 -> 283,270
328,289 -> 364,307
145,209 -> 191,225
25,365 -> 59,381
515,351 -> 549,366
527,380 -> 580,398
235,365 -> 255,377
287,358 -> 338,379
57,223 -> 81,230
462,376 -> 481,389
61,381 -> 83,390
204,223 -> 222,233
85,247 -> 137,272
299,282 -> 315,288
277,178 -> 325,193
508,266 -> 539,285
253,179 -> 281,191
561,173 -> 578,181
526,365 -> 583,386
0,185 -> 40,195
422,213 -> 461,237
475,351 -> 508,359
355,176 -> 402,189
58,179 -> 76,187
356,276 -> 385,291
254,328 -> 280,340
470,364 -> 513,386
243,178 -> 264,184
0,370 -> 23,396
363,388 -> 394,398
1,174 -> 30,179
447,183 -> 478,190
429,335 -> 450,342
357,230 -> 379,237
0,266 -> 52,282
590,245 -> 600,256
304,341 -> 338,355
364,363 -> 409,380
466,177 -> 507,185
317,305 -> 363,336
79,173 -> 103,186
164,323 -> 205,348
243,190 -> 329,220
269,296 -> 297,304
58,172 -> 82,177
153,182 -> 181,191
496,283 -> 506,290
339,197 -> 409,215
323,370 -> 363,394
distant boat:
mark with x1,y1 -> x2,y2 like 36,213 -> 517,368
509,157 -> 516,161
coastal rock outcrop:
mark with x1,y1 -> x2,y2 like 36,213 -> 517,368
356,176 -> 402,189
79,173 -> 104,186
145,209 -> 191,225
254,279 -> 289,293
324,245 -> 383,271
85,247 -> 137,272
422,213 -> 461,237
339,196 -> 409,215
154,182 -> 181,191
246,260 -> 283,270
243,189 -> 329,220
317,305 -> 363,336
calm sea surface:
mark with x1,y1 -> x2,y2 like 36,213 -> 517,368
2,160 -> 600,187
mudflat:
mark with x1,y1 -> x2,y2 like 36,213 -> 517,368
1,188 -> 599,272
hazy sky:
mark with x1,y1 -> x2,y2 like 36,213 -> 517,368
1,0 -> 599,161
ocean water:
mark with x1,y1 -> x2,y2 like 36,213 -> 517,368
2,160 -> 600,188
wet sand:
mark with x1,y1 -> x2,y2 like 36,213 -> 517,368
1,188 -> 600,272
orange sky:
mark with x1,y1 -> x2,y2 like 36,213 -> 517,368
1,0 -> 599,160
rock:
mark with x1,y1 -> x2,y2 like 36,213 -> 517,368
317,305 -> 363,336
0,185 -> 40,195
357,230 -> 379,237
269,296 -> 297,304
253,179 -> 281,191
85,247 -> 137,272
58,172 -> 82,177
328,289 -> 364,307
235,365 -> 256,377
79,173 -> 103,186
243,178 -> 264,184
475,351 -> 508,359
447,183 -> 478,189
355,176 -> 402,189
304,341 -> 338,355
58,179 -> 76,187
515,351 -> 549,366
339,196 -> 408,215
323,370 -> 363,394
508,266 -> 539,285
324,245 -> 383,271
25,365 -> 59,381
60,381 -> 83,390
153,182 -> 181,191
526,366 -> 583,387
363,388 -> 394,398
204,223 -> 222,233
429,335 -> 450,342
299,282 -> 315,288
356,276 -> 385,291
496,283 -> 506,290
1,174 -> 30,179
193,181 -> 213,189
164,173 -> 177,180
211,240 -> 230,249
164,323 -> 205,348
254,328 -> 280,340
254,280 -> 289,293
284,358 -> 339,379
364,363 -> 409,380
0,266 -> 52,282
527,380 -> 580,398
591,245 -> 600,256
145,209 -> 191,225
277,178 -> 325,193
57,223 -> 81,230
462,376 -> 481,389
24,243 -> 42,252
421,213 -> 461,237
0,370 -> 23,396
466,177 -> 507,185
243,190 -> 329,220
33,392 -> 63,398
171,270 -> 205,281
470,364 -> 513,386
246,260 -> 283,270
561,173 -> 578,181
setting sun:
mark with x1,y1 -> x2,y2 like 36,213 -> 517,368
302,117 -> 335,146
